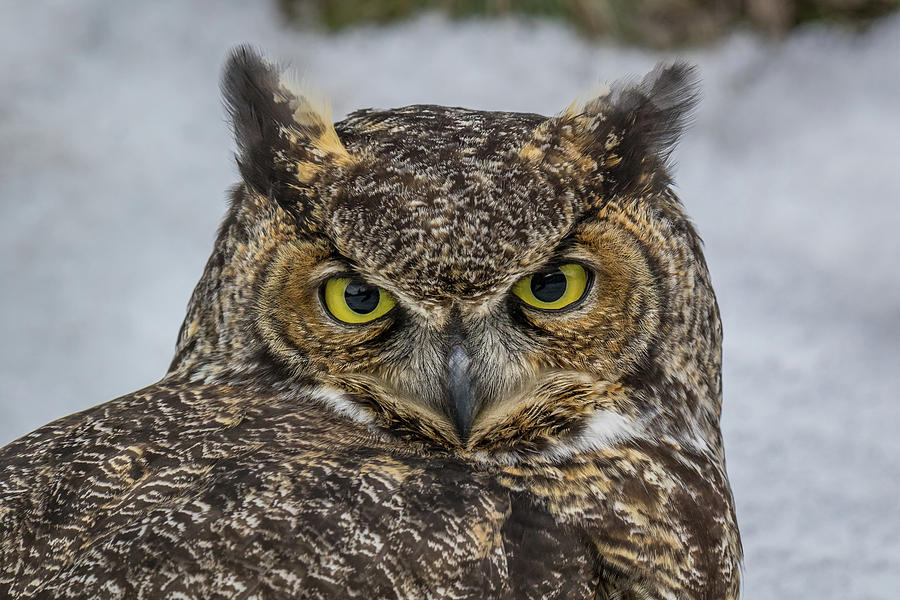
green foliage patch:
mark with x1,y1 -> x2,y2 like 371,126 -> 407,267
279,0 -> 900,46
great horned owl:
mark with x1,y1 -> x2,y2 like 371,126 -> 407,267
0,47 -> 741,599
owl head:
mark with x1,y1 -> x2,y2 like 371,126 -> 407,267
170,47 -> 720,460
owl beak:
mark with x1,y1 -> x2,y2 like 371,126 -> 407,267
445,342 -> 477,443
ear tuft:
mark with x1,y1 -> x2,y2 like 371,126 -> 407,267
221,45 -> 352,207
602,61 -> 700,161
222,46 -> 289,194
522,62 -> 700,198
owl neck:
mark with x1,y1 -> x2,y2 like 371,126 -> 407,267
168,186 -> 290,385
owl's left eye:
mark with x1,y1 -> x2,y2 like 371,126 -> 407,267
512,263 -> 591,311
323,277 -> 396,324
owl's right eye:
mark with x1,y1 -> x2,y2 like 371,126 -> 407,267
322,277 -> 396,324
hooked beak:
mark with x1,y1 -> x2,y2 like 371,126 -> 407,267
446,341 -> 477,443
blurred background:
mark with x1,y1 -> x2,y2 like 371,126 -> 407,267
1,0 -> 899,597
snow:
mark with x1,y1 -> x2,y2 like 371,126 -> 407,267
1,0 -> 898,596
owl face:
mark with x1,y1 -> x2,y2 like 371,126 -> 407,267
179,48 -> 719,459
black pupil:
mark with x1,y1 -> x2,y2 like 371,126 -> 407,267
530,269 -> 567,303
344,282 -> 380,314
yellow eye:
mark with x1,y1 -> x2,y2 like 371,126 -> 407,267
323,277 -> 396,324
512,263 -> 590,311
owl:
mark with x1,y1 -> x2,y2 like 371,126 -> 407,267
0,47 -> 741,599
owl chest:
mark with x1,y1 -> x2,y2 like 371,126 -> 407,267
490,491 -> 603,599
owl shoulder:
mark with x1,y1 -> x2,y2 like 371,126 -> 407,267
0,382 -> 540,597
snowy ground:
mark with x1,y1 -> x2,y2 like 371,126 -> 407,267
2,0 -> 899,597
